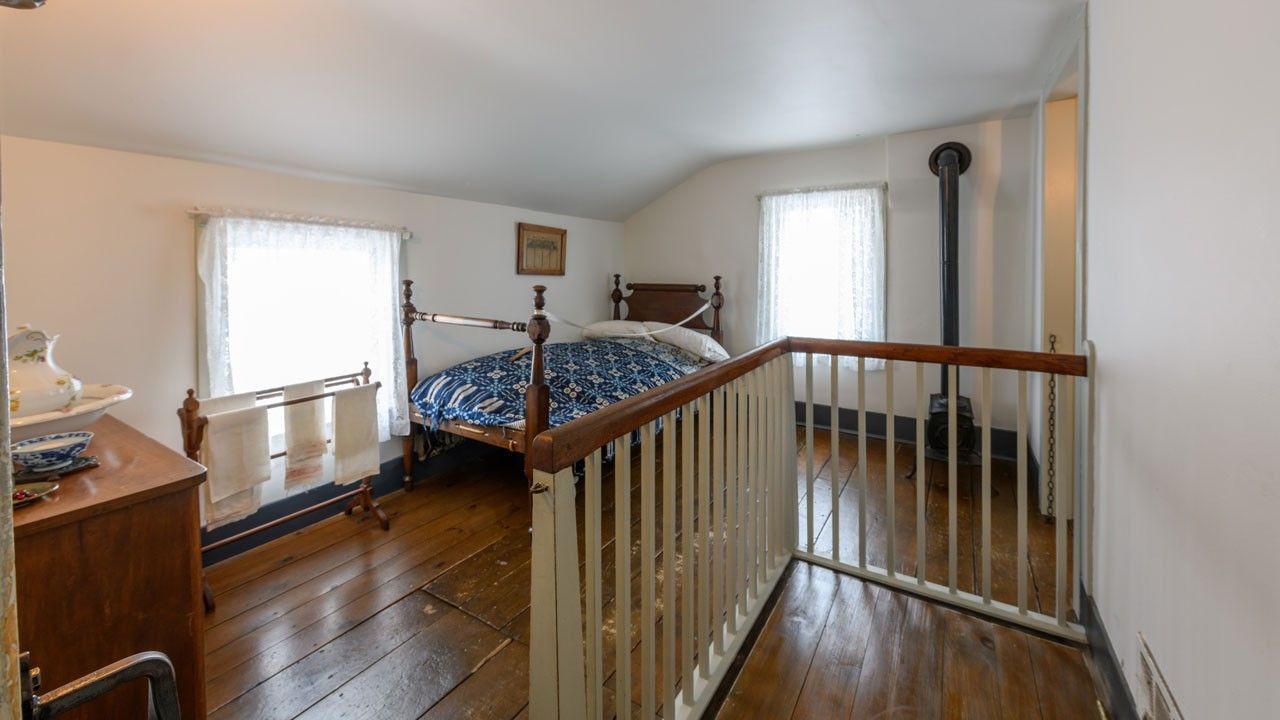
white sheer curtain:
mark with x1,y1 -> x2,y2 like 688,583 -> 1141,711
757,183 -> 887,369
197,215 -> 407,441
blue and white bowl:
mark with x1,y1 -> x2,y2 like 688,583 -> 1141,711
12,431 -> 93,472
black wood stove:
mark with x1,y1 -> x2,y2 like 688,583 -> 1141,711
925,142 -> 980,465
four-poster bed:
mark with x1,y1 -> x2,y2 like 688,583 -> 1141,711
399,273 -> 725,486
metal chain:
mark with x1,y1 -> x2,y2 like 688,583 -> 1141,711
1046,334 -> 1058,518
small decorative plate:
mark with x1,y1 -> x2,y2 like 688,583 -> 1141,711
12,481 -> 59,508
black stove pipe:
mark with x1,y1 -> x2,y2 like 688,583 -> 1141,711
928,142 -> 971,394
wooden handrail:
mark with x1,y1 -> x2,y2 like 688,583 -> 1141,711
529,339 -> 789,472
529,337 -> 1088,473
787,337 -> 1088,376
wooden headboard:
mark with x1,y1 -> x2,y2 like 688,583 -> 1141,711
610,274 -> 724,344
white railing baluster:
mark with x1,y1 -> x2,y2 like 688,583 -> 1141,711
531,342 -> 1095,718
916,362 -> 926,586
948,364 -> 958,594
981,368 -> 992,604
661,412 -> 677,719
885,360 -> 895,577
1018,372 -> 1029,614
614,437 -> 632,719
857,355 -> 867,569
1056,375 -> 1073,627
805,353 -> 815,554
697,392 -> 711,680
743,373 -> 756,602
783,355 -> 799,557
640,422 -> 657,719
725,382 -> 739,636
736,376 -> 749,616
830,355 -> 841,563
585,450 -> 603,720
763,358 -> 776,570
755,368 -> 767,590
680,401 -> 695,706
712,386 -> 726,656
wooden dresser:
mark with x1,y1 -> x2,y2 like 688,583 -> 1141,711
13,415 -> 207,719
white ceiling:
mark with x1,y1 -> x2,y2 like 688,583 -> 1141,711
0,0 -> 1081,220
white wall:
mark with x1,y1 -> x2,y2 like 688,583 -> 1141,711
1087,0 -> 1280,716
0,136 -> 624,453
624,118 -> 1033,427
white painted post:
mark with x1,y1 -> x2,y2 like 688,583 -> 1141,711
805,353 -> 815,553
1056,375 -> 1073,627
830,355 -> 841,563
749,369 -> 761,598
724,384 -> 739,635
680,401 -> 695,705
783,355 -> 800,558
885,360 -> 896,577
614,438 -> 632,718
948,365 -> 958,594
736,377 -> 749,616
697,393 -> 711,680
585,450 -> 604,720
661,411 -> 677,719
763,359 -> 775,571
529,468 -> 588,720
916,362 -> 927,586
857,356 -> 867,569
981,368 -> 992,604
640,423 -> 657,719
1017,372 -> 1029,614
712,386 -> 726,656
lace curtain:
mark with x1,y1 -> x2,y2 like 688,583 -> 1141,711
757,183 -> 887,369
197,215 -> 407,441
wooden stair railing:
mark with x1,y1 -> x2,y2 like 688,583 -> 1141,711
526,337 -> 1092,720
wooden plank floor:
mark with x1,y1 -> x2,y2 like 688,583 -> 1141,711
205,427 -> 1088,719
715,562 -> 1100,720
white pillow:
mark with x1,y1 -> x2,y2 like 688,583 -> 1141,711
642,322 -> 730,362
582,320 -> 652,341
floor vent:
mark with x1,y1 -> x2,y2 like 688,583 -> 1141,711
1137,634 -> 1183,720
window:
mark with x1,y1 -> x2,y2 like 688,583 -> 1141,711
756,184 -> 887,367
196,214 -> 407,442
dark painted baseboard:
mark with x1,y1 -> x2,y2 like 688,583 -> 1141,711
1081,588 -> 1138,720
797,402 -> 1043,504
200,440 -> 494,565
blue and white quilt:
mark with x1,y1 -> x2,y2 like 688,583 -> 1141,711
410,337 -> 709,430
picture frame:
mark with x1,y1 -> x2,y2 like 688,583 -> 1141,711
516,223 -> 567,276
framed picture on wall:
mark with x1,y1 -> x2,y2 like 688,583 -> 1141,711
516,223 -> 567,275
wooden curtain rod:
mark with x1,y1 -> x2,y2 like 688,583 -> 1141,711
187,207 -> 413,240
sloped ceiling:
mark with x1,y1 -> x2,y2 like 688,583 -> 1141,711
0,0 -> 1081,220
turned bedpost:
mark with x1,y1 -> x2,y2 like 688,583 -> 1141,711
710,275 -> 724,345
178,389 -> 202,461
525,285 -> 551,480
611,273 -> 623,320
401,279 -> 421,490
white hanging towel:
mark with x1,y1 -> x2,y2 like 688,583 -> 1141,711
204,404 -> 271,502
333,383 -> 379,485
197,392 -> 265,529
283,380 -> 328,491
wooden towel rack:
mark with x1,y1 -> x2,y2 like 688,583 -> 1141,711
178,364 -> 390,613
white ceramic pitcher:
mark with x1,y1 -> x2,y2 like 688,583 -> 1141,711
8,326 -> 83,417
